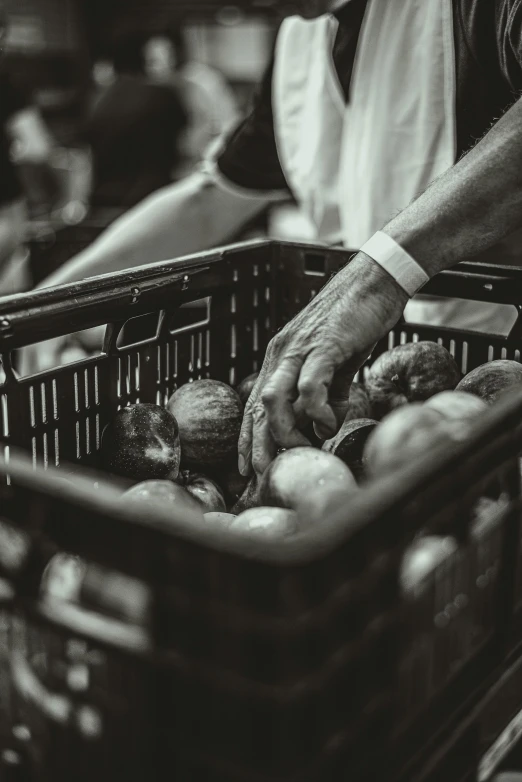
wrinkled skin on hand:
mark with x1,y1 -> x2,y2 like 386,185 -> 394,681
238,253 -> 409,477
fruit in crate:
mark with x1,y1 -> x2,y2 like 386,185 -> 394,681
364,403 -> 456,478
40,553 -> 87,603
229,507 -> 298,538
219,466 -> 250,507
322,418 -> 378,481
231,475 -> 260,515
122,479 -> 203,518
400,535 -> 458,599
259,447 -> 357,516
204,512 -> 237,525
456,359 -> 522,404
167,379 -> 243,469
423,390 -> 488,425
236,372 -> 259,406
365,341 -> 461,420
101,403 -> 181,481
178,471 -> 227,513
343,382 -> 371,421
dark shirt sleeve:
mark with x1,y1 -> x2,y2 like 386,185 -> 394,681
216,57 -> 290,193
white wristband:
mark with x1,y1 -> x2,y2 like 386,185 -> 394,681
359,231 -> 430,298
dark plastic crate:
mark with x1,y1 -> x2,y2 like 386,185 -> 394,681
0,240 -> 522,782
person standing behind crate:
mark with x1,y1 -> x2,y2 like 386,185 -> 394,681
85,30 -> 188,213
20,1 -> 522,400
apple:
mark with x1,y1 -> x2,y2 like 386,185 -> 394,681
179,471 -> 227,513
229,507 -> 298,538
322,418 -> 378,482
204,512 -> 237,525
343,381 -> 371,421
424,390 -> 488,425
457,359 -> 522,404
259,447 -> 358,516
101,403 -> 181,482
122,479 -> 204,519
236,372 -> 259,406
230,475 -> 260,515
400,535 -> 458,599
365,341 -> 461,420
364,403 -> 455,478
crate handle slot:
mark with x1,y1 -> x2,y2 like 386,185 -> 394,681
304,253 -> 327,276
11,650 -> 104,738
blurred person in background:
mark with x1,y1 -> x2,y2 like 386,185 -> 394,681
143,26 -> 239,176
0,3 -> 58,294
85,29 -> 188,216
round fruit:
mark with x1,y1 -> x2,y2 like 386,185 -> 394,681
424,390 -> 488,424
229,507 -> 298,538
180,472 -> 227,513
236,372 -> 259,406
101,403 -> 180,482
456,359 -> 522,404
259,447 -> 357,515
122,480 -> 203,518
204,512 -> 237,525
230,476 -> 260,515
40,553 -> 87,602
366,341 -> 461,420
343,382 -> 371,421
322,418 -> 378,481
167,380 -> 243,470
364,403 -> 455,478
400,535 -> 458,599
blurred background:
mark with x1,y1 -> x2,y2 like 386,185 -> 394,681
0,0 -> 303,292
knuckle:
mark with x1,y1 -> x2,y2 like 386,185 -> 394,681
253,402 -> 267,424
298,378 -> 316,398
260,386 -> 277,408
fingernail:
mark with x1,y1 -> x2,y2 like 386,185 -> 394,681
238,454 -> 247,476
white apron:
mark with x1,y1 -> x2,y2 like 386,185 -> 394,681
272,0 -> 518,336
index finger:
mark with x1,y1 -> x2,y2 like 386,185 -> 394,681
260,356 -> 310,450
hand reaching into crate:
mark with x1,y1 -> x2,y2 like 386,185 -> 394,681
238,253 -> 408,476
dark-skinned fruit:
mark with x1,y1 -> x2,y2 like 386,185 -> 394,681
366,341 -> 461,420
101,403 -> 180,482
456,359 -> 522,404
167,380 -> 243,470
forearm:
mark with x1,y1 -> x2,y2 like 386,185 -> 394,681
39,172 -> 269,288
384,95 -> 522,277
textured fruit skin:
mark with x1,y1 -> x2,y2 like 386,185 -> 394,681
364,403 -> 454,478
456,359 -> 522,404
101,403 -> 180,482
259,447 -> 357,513
230,476 -> 259,515
181,472 -> 227,513
204,512 -> 237,525
236,372 -> 259,406
323,418 -> 378,482
167,380 -> 243,469
230,507 -> 298,538
122,480 -> 203,518
424,390 -> 488,423
344,382 -> 371,421
366,341 -> 461,420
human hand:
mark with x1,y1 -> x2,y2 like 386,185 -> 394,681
238,252 -> 409,477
